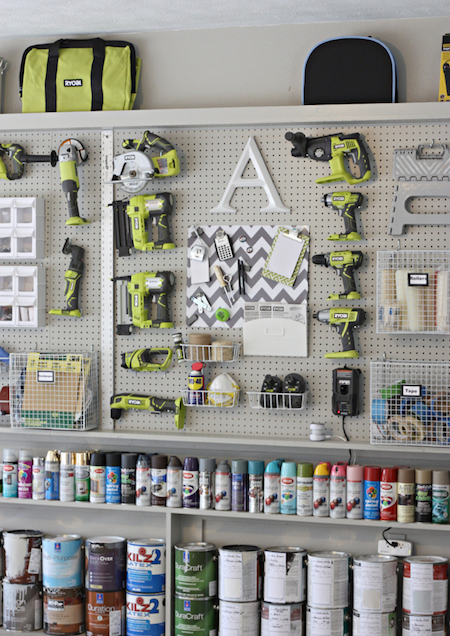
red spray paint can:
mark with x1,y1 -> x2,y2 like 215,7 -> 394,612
380,467 -> 398,521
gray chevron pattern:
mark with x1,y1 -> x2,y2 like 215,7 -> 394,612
187,225 -> 309,328
393,148 -> 450,181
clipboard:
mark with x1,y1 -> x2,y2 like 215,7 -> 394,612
262,227 -> 309,287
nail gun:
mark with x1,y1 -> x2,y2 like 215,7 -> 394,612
110,393 -> 186,430
112,193 -> 175,257
0,143 -> 57,180
112,271 -> 175,335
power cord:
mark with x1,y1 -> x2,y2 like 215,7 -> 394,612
382,527 -> 398,548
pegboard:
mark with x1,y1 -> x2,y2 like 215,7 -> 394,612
108,122 -> 450,443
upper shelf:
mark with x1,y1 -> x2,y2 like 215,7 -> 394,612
0,102 -> 449,132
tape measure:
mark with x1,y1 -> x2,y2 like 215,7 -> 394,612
215,308 -> 230,322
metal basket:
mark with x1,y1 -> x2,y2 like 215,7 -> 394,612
181,389 -> 240,408
246,391 -> 308,411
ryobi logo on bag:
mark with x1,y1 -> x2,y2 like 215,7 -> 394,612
64,79 -> 83,87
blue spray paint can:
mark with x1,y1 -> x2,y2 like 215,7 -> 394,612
106,452 -> 121,504
3,448 -> 18,498
364,466 -> 381,520
45,450 -> 60,500
281,461 -> 297,514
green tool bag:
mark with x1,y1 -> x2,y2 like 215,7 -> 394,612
20,38 -> 141,112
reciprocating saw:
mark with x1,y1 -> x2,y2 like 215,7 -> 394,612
112,193 -> 175,257
110,393 -> 186,430
312,250 -> 363,300
323,192 -> 364,241
285,131 -> 371,185
313,307 -> 365,359
49,238 -> 84,317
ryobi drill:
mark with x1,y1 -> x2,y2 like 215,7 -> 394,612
122,130 -> 180,178
49,238 -> 84,318
285,131 -> 371,185
312,250 -> 364,300
323,192 -> 364,241
121,348 -> 173,372
0,143 -> 57,180
112,193 -> 175,256
313,308 -> 365,359
110,394 -> 186,430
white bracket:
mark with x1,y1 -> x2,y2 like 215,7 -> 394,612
211,136 -> 290,213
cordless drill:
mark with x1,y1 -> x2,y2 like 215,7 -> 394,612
0,143 -> 57,180
312,250 -> 364,300
285,131 -> 371,185
323,192 -> 364,241
313,308 -> 365,358
58,139 -> 89,225
110,393 -> 186,429
49,238 -> 85,318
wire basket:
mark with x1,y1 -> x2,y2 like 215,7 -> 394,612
377,250 -> 450,334
10,352 -> 99,430
246,391 -> 309,410
181,389 -> 240,408
181,343 -> 241,363
370,360 -> 450,446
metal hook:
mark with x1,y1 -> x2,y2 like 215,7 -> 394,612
397,239 -> 401,252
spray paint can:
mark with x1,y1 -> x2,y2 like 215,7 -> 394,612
232,460 -> 248,512
188,362 -> 205,405
264,460 -> 281,514
313,463 -> 330,517
121,453 -> 138,505
172,333 -> 185,363
60,451 -> 75,502
397,468 -> 415,524
215,460 -> 231,511
432,470 -> 450,524
75,452 -> 90,502
18,450 -> 33,499
45,450 -> 60,500
199,458 -> 216,510
248,460 -> 264,513
380,467 -> 398,522
183,457 -> 199,508
32,456 -> 45,500
151,455 -> 168,506
281,462 -> 297,515
3,448 -> 18,498
89,453 -> 106,504
297,462 -> 313,517
415,468 -> 432,523
329,463 -> 347,519
135,454 -> 151,507
106,452 -> 121,504
167,456 -> 183,508
346,465 -> 364,519
364,466 -> 381,520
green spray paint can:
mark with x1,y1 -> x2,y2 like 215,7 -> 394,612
174,542 -> 217,598
432,469 -> 450,524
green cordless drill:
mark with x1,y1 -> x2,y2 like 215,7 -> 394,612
323,192 -> 364,241
121,348 -> 173,372
110,393 -> 185,429
0,143 -> 57,180
313,308 -> 365,359
312,250 -> 364,300
285,131 -> 371,185
49,238 -> 84,318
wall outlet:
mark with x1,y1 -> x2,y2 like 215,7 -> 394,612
378,539 -> 413,557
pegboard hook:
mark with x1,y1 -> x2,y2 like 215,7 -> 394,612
397,239 -> 401,252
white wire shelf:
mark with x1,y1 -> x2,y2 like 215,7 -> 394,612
247,390 -> 308,410
181,343 -> 241,362
181,389 -> 240,408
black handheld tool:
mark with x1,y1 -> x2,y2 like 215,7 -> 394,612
332,366 -> 361,416
283,373 -> 306,409
49,238 -> 85,318
312,250 -> 364,300
0,143 -> 57,180
323,192 -> 364,241
260,375 -> 282,408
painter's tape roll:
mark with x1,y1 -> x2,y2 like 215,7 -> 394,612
388,416 -> 425,443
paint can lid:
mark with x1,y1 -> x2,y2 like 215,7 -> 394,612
75,452 -> 89,466
364,466 -> 381,481
168,456 -> 183,469
265,460 -> 281,475
90,452 -> 106,467
281,461 -> 297,477
183,457 -> 199,471
381,467 -> 397,482
3,448 -> 17,462
415,468 -> 432,483
151,455 -> 168,469
347,465 -> 364,481
232,460 -> 248,474
433,470 -> 450,485
248,460 -> 265,475
199,458 -> 216,472
121,453 -> 138,468
297,462 -> 313,478
314,462 -> 330,477
398,468 -> 415,483
106,452 -> 121,467
216,460 -> 231,473
19,449 -> 32,461
60,451 -> 75,466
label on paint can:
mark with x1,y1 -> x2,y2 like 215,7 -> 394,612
307,552 -> 350,609
45,463 -> 60,500
75,465 -> 89,502
330,476 -> 346,519
199,470 -> 213,510
182,470 -> 199,508
231,473 -> 248,512
86,590 -> 125,636
297,477 -> 313,517
3,581 -> 43,631
174,596 -> 217,636
249,473 -> 263,513
166,469 -> 182,508
18,460 -> 33,499
346,480 -> 363,519
43,536 -> 83,588
432,484 -> 450,524
60,465 -> 75,502
3,463 -> 18,497
126,540 -> 166,594
121,468 -> 136,505
43,586 -> 85,635
106,467 -> 121,504
364,480 -> 380,520
402,612 -> 446,636
264,548 -> 306,604
264,474 -> 280,514
403,557 -> 448,615
33,465 -> 45,500
136,467 -> 150,506
3,530 -> 44,584
281,475 -> 296,514
306,607 -> 350,636
151,468 -> 167,505
220,600 -> 260,636
261,601 -> 304,636
90,466 -> 106,504
85,537 -> 126,592
218,546 -> 262,602
313,476 -> 330,517
215,471 -> 231,511
353,611 -> 396,636
380,481 -> 398,522
398,482 -> 415,524
174,543 -> 217,598
353,556 -> 397,613
126,591 -> 165,636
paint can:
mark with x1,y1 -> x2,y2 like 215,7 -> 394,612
174,595 -> 217,636
126,539 -> 166,594
261,601 -> 305,636
403,556 -> 448,615
2,580 -> 43,631
306,607 -> 351,636
85,590 -> 125,636
105,453 -> 121,505
220,600 -> 260,636
199,458 -> 216,510
151,455 -> 167,507
215,460 -> 231,511
174,543 -> 217,598
307,551 -> 351,609
402,612 -> 447,636
121,453 -> 137,505
60,452 -> 75,503
353,610 -> 396,636
18,450 -> 33,499
218,545 -> 263,602
126,591 -> 165,636
166,456 -> 183,508
297,463 -> 313,517
42,535 -> 83,589
90,453 -> 106,505
85,537 -> 126,592
74,452 -> 89,502
248,460 -> 264,513
280,462 -> 297,515
231,460 -> 248,512
264,461 -> 281,514
182,457 -> 199,509
3,529 -> 44,584
313,463 -> 330,517
330,463 -> 347,519
32,457 -> 45,501
43,586 -> 85,635
346,465 -> 363,519
264,547 -> 307,604
364,466 -> 381,520
45,450 -> 60,501
353,555 -> 397,613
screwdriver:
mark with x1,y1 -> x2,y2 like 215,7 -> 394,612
214,265 -> 234,307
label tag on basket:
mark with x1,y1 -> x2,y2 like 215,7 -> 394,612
402,384 -> 422,397
408,273 -> 429,286
37,370 -> 55,383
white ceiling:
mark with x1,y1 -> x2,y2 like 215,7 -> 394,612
1,0 -> 450,39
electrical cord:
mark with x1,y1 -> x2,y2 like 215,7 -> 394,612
382,527 -> 398,548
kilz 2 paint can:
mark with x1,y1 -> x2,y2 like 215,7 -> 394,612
42,535 -> 83,589
126,591 -> 165,636
306,607 -> 351,636
218,545 -> 263,603
3,529 -> 44,584
174,595 -> 217,636
264,547 -> 307,604
402,612 -> 447,636
43,586 -> 85,635
220,600 -> 260,636
353,555 -> 397,614
403,556 -> 448,615
174,543 -> 217,598
126,539 -> 166,594
85,536 -> 126,592
86,590 -> 125,636
3,581 -> 43,632
353,610 -> 396,636
307,551 -> 351,609
261,601 -> 305,636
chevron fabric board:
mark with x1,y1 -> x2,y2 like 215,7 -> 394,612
186,225 -> 309,328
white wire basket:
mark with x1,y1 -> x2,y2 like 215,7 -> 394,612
246,391 -> 309,410
377,250 -> 450,334
181,389 -> 240,408
370,360 -> 450,446
181,343 -> 241,362
10,352 -> 99,430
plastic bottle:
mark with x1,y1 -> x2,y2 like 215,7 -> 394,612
121,453 -> 138,505
330,463 -> 347,519
232,460 -> 248,512
415,468 -> 432,523
32,457 -> 45,500
166,456 -> 183,508
364,466 -> 381,520
188,362 -> 205,405
18,450 -> 33,499
199,458 -> 216,509
106,452 -> 121,504
60,452 -> 75,502
264,460 -> 281,514
75,451 -> 90,502
313,463 -> 330,517
432,470 -> 449,524
297,462 -> 313,517
380,467 -> 398,521
183,457 -> 199,508
45,450 -> 60,500
280,461 -> 297,515
3,449 -> 18,498
397,468 -> 415,523
151,455 -> 168,506
248,460 -> 265,513
215,460 -> 231,511
346,465 -> 363,519
172,333 -> 185,362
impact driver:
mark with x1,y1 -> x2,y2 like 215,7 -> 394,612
49,238 -> 85,318
312,250 -> 364,300
313,308 -> 365,359
110,393 -> 186,430
323,192 -> 364,241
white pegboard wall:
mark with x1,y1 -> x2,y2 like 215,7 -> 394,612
109,123 -> 450,442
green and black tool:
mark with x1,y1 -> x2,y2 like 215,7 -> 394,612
110,393 -> 185,429
121,348 -> 173,372
49,238 -> 84,318
312,250 -> 364,299
0,142 -> 57,180
314,307 -> 366,359
323,191 -> 364,241
58,139 -> 89,225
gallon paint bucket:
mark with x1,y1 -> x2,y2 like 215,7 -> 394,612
43,586 -> 85,635
85,590 -> 125,636
3,580 -> 43,632
353,610 -> 396,636
85,537 -> 126,592
42,535 -> 83,589
403,556 -> 448,615
307,551 -> 351,609
125,591 -> 165,636
218,545 -> 263,602
402,612 -> 447,636
353,555 -> 397,613
126,539 -> 166,594
174,542 -> 218,598
264,547 -> 307,604
261,601 -> 305,636
3,530 -> 44,584
174,595 -> 217,636
306,607 -> 351,636
219,600 -> 260,636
